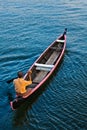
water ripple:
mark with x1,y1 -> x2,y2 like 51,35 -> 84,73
0,0 -> 87,129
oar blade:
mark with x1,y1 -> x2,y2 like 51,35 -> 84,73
7,77 -> 17,83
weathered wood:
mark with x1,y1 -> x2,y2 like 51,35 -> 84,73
33,51 -> 60,83
33,71 -> 48,83
46,51 -> 60,65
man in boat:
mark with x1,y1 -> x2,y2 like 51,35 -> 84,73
13,71 -> 32,97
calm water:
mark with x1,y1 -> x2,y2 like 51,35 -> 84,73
0,0 -> 87,130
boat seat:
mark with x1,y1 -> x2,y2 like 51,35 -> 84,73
56,39 -> 65,43
35,63 -> 54,71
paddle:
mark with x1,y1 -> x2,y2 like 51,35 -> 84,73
7,77 -> 17,83
7,71 -> 32,84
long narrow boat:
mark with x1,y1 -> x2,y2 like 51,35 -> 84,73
10,28 -> 67,110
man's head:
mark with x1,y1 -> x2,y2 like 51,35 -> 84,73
18,71 -> 23,78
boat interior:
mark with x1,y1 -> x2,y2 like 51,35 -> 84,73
26,38 -> 65,89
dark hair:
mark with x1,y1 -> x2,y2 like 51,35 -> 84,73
18,71 -> 23,78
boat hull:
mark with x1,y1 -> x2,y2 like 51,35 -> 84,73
10,29 -> 67,110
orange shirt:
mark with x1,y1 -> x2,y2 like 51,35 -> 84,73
13,78 -> 32,94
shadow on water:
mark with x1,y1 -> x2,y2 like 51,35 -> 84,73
12,83 -> 48,126
13,102 -> 32,126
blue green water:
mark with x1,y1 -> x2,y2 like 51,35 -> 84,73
0,0 -> 87,130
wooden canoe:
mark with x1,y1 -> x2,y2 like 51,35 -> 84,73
10,28 -> 67,110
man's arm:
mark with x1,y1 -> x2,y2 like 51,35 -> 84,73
27,71 -> 32,81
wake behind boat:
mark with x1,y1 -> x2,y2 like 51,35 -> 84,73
10,28 -> 67,110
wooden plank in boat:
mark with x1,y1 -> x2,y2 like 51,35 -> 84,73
33,71 -> 48,83
46,51 -> 60,65
33,51 -> 60,83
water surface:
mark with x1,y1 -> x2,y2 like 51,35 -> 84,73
0,0 -> 87,130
